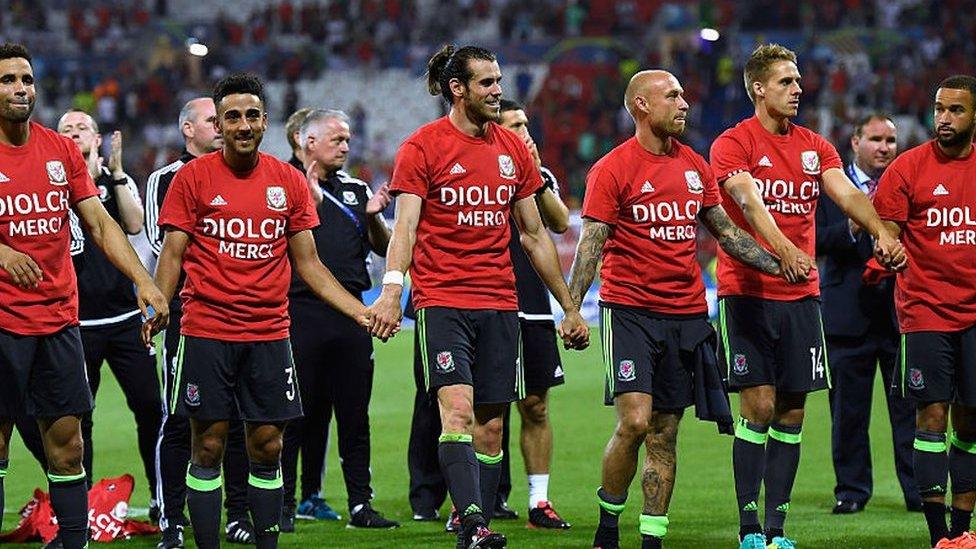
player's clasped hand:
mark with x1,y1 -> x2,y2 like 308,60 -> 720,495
874,232 -> 907,271
558,310 -> 590,350
138,281 -> 170,347
776,244 -> 814,283
0,246 -> 43,288
368,289 -> 403,342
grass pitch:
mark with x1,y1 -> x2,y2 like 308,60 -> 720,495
3,329 -> 932,547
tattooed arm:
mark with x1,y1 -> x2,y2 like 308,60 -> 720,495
699,205 -> 781,276
568,219 -> 611,309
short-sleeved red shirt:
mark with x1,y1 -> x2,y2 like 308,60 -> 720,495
583,137 -> 720,314
710,116 -> 842,300
390,117 -> 542,311
158,151 -> 318,341
0,121 -> 98,335
873,140 -> 976,333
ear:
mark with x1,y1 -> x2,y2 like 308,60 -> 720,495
182,121 -> 194,140
850,135 -> 859,152
94,133 -> 103,149
752,81 -> 764,100
634,95 -> 648,115
448,77 -> 466,100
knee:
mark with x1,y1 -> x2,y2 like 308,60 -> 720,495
616,412 -> 652,443
248,432 -> 284,464
193,435 -> 226,468
47,434 -> 84,474
917,405 -> 949,433
518,396 -> 548,426
744,401 -> 775,425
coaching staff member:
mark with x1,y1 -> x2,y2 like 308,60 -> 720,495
817,114 -> 919,514
280,108 -> 398,530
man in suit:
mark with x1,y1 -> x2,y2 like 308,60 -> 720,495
817,113 -> 920,514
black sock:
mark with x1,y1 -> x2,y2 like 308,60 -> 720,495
733,417 -> 767,535
950,507 -> 973,539
914,431 -> 949,545
476,451 -> 502,526
186,463 -> 223,549
923,501 -> 949,546
438,435 -> 484,526
641,535 -> 663,549
248,462 -> 284,549
597,487 -> 626,529
949,433 -> 976,538
48,472 -> 88,549
0,458 -> 7,532
764,423 -> 802,534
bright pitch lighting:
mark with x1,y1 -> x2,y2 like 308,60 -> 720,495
700,28 -> 720,41
188,41 -> 209,57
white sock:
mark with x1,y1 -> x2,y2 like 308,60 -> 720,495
527,474 -> 550,508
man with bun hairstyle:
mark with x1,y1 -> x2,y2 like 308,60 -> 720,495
371,44 -> 589,548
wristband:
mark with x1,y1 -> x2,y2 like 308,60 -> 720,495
382,270 -> 404,286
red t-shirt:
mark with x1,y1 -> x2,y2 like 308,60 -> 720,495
873,140 -> 976,333
583,137 -> 720,314
158,151 -> 318,341
710,116 -> 842,300
0,121 -> 98,336
390,117 -> 542,310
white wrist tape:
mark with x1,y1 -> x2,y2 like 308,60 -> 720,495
382,270 -> 404,286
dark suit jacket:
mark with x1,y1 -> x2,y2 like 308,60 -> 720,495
815,165 -> 897,338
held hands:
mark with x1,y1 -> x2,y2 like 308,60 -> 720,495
137,281 -> 170,347
775,243 -> 814,283
368,286 -> 403,341
558,309 -> 590,350
366,182 -> 393,215
0,246 -> 43,288
874,231 -> 907,272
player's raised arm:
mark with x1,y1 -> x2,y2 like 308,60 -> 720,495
820,167 -> 906,270
74,196 -> 168,340
370,192 -> 421,340
699,204 -> 781,276
722,170 -> 811,282
512,195 -> 588,350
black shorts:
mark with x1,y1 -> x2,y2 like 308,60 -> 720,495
519,319 -> 565,394
0,326 -> 93,418
599,304 -> 709,410
171,335 -> 303,422
718,296 -> 829,393
896,328 -> 976,406
416,307 -> 520,406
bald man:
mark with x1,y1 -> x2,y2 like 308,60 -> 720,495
568,70 -> 781,549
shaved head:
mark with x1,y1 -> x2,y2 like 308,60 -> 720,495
625,70 -> 674,120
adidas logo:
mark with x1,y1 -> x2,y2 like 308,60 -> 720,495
0,172 -> 9,182
742,501 -> 758,512
641,181 -> 655,193
209,194 -> 228,206
758,155 -> 773,168
934,184 -> 949,196
553,365 -> 564,378
450,162 -> 466,175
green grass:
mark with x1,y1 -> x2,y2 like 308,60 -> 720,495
3,329 -> 932,547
